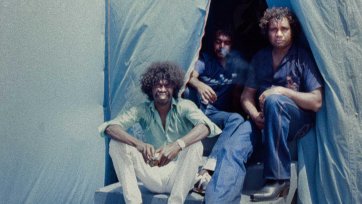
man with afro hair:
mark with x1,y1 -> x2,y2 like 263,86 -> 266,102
99,61 -> 221,204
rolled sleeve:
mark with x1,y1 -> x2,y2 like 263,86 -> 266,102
198,117 -> 222,138
302,54 -> 323,92
98,122 -> 111,138
98,106 -> 142,137
180,100 -> 222,137
195,60 -> 206,75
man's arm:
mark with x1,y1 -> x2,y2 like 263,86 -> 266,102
258,87 -> 323,112
105,124 -> 155,163
240,87 -> 265,129
188,70 -> 217,103
179,123 -> 210,147
157,123 -> 209,167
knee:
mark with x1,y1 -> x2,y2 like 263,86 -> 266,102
109,139 -> 129,158
226,113 -> 245,126
264,94 -> 286,113
222,139 -> 253,162
185,141 -> 203,158
264,94 -> 282,106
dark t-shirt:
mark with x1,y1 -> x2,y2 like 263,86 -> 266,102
195,51 -> 249,111
246,44 -> 323,98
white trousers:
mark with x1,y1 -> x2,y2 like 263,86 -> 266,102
109,139 -> 203,204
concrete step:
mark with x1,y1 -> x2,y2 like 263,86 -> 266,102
241,162 -> 298,204
94,162 -> 297,204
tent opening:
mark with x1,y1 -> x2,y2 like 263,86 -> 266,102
200,0 -> 268,61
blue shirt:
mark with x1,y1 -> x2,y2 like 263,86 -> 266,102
196,51 -> 249,111
98,98 -> 221,149
246,44 -> 323,98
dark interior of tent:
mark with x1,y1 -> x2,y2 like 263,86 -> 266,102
201,0 -> 268,60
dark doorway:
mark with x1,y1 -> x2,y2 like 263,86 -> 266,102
201,0 -> 268,60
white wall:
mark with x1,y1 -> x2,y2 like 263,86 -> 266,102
0,1 -> 105,203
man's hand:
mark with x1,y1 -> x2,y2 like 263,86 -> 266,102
197,83 -> 217,104
135,142 -> 155,164
258,86 -> 284,112
156,142 -> 182,167
251,112 -> 265,129
260,86 -> 323,113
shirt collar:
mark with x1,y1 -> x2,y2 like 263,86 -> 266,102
272,43 -> 297,68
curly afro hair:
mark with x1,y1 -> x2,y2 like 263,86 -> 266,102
259,7 -> 299,38
140,61 -> 185,100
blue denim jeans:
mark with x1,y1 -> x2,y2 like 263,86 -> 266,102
203,105 -> 255,204
263,95 -> 314,180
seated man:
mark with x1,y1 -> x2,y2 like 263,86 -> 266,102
241,7 -> 323,202
98,62 -> 221,204
186,29 -> 254,203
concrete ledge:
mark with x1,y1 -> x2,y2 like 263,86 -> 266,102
94,162 -> 297,204
94,183 -> 204,204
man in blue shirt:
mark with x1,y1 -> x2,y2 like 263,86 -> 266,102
187,29 -> 254,204
99,62 -> 221,204
241,7 -> 323,202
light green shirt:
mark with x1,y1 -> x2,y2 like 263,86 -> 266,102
98,98 -> 221,149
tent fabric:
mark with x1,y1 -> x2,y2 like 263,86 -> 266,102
267,0 -> 362,203
104,0 -> 211,184
0,1 -> 105,204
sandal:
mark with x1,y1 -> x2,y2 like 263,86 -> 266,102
192,170 -> 212,195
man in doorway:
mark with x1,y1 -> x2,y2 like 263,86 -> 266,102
98,62 -> 221,204
241,7 -> 323,201
186,28 -> 254,203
